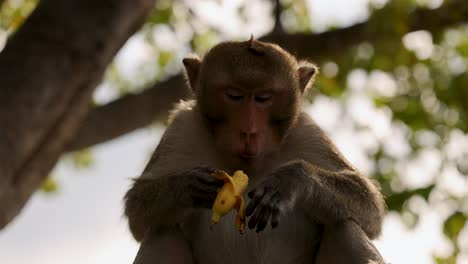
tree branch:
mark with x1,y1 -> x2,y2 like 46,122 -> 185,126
67,75 -> 191,151
68,0 -> 468,152
0,0 -> 157,229
262,0 -> 468,60
272,0 -> 284,34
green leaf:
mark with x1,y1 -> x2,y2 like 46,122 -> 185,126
386,184 -> 435,212
434,254 -> 457,264
314,77 -> 344,98
456,39 -> 468,58
41,176 -> 58,193
157,50 -> 174,68
147,2 -> 173,25
191,30 -> 219,54
71,148 -> 94,169
443,211 -> 467,242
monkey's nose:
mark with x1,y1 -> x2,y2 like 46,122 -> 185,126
241,132 -> 257,143
240,132 -> 259,157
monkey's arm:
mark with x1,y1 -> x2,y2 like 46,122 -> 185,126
124,176 -> 182,242
280,160 -> 384,239
125,105 -> 222,241
293,114 -> 385,238
125,166 -> 222,241
246,161 -> 385,238
247,113 -> 385,238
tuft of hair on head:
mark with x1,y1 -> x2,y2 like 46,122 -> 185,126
248,35 -> 265,56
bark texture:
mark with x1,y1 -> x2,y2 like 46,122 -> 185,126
67,75 -> 191,151
0,0 -> 156,229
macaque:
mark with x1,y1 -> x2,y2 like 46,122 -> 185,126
124,38 -> 386,264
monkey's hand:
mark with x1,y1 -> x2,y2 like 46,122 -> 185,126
245,168 -> 303,233
179,166 -> 225,209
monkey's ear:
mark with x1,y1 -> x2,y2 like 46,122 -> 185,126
298,63 -> 318,94
182,56 -> 201,92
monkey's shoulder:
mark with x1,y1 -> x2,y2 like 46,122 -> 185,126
143,101 -> 217,177
164,101 -> 211,147
283,112 -> 328,147
280,112 -> 352,171
167,99 -> 197,126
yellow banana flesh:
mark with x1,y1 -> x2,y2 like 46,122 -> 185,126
210,170 -> 249,234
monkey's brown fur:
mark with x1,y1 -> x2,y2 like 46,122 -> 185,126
125,39 -> 386,264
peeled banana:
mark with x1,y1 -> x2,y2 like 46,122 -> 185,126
210,170 -> 249,234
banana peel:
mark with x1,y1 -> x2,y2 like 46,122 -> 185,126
210,170 -> 249,234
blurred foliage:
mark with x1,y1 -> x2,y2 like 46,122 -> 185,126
386,184 -> 435,212
0,0 -> 37,32
70,148 -> 94,169
41,176 -> 58,194
320,1 -> 468,261
2,0 -> 468,262
444,211 -> 467,242
435,211 -> 467,263
280,0 -> 312,33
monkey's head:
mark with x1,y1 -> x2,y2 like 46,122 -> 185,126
183,38 -> 317,164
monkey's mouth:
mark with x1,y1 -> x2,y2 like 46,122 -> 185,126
239,153 -> 260,161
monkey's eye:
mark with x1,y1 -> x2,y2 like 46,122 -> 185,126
225,89 -> 244,101
254,93 -> 272,103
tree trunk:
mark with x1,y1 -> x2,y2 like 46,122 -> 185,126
0,0 -> 156,229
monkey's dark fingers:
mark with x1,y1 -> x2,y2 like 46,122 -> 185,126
246,188 -> 265,216
190,166 -> 218,179
190,182 -> 220,194
248,189 -> 274,230
194,166 -> 217,173
245,194 -> 263,216
252,191 -> 278,232
248,205 -> 266,230
248,186 -> 265,199
194,172 -> 224,187
271,208 -> 280,229
269,194 -> 281,229
256,207 -> 272,232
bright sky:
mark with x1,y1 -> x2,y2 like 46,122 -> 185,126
1,0 -> 468,263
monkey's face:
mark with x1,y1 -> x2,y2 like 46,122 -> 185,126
205,84 -> 289,163
182,39 -> 317,164
198,46 -> 301,163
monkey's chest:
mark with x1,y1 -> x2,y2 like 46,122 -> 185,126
184,207 -> 320,264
